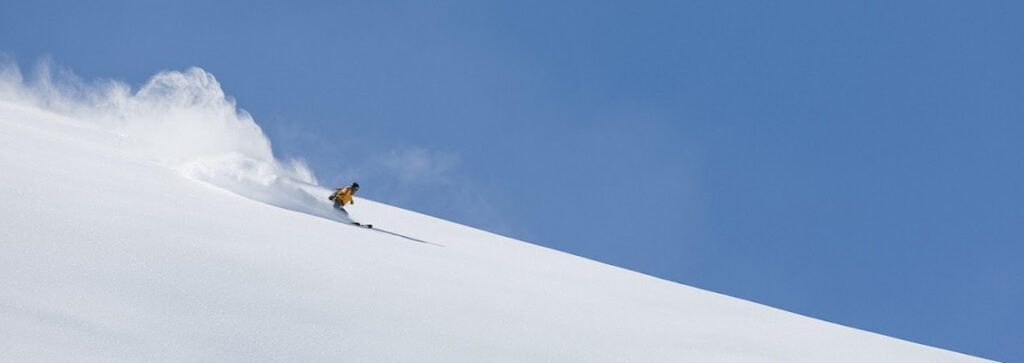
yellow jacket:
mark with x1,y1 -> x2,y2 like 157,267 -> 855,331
332,186 -> 356,206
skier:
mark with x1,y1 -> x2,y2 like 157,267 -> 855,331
330,183 -> 372,228
329,182 -> 359,213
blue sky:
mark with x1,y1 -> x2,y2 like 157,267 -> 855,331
3,1 -> 1021,360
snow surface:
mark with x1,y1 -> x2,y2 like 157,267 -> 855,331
0,66 -> 991,362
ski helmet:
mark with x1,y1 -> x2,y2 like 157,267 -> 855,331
352,182 -> 360,190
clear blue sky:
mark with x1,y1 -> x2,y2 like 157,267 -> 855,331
3,1 -> 1020,360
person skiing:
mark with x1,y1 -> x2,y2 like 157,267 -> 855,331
329,182 -> 359,213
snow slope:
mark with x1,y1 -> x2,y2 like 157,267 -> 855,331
0,67 -> 990,362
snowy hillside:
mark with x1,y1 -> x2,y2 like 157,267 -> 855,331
0,66 -> 989,362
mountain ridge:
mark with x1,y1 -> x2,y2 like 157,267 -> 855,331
0,76 -> 991,362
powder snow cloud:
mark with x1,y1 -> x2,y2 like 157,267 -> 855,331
0,60 -> 343,221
